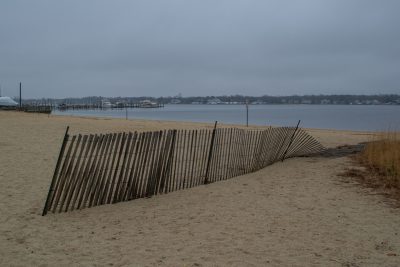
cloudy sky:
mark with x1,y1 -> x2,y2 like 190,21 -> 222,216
0,0 -> 399,98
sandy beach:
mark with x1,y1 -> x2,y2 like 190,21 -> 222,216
1,111 -> 399,266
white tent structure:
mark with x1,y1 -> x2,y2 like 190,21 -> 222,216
0,96 -> 18,107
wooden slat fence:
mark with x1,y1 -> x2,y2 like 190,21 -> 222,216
42,125 -> 324,215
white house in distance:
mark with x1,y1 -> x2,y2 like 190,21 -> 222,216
0,96 -> 18,108
207,98 -> 222,104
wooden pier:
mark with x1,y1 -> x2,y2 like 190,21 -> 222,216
57,103 -> 164,111
19,105 -> 52,114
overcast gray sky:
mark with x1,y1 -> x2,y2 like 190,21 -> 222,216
0,0 -> 399,98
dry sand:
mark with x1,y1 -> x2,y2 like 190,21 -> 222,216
0,111 -> 399,266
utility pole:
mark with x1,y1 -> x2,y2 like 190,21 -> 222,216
246,99 -> 249,127
19,82 -> 22,108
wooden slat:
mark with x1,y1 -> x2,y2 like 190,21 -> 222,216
97,133 -> 120,206
63,134 -> 90,211
208,128 -> 219,183
204,123 -> 217,184
91,133 -> 115,207
74,134 -> 102,209
112,132 -> 134,203
164,130 -> 177,193
79,134 -> 108,209
61,134 -> 87,212
120,132 -> 139,202
42,126 -> 70,216
225,128 -> 233,180
159,130 -> 175,194
83,134 -> 110,209
229,128 -> 239,178
262,128 -> 275,167
173,130 -> 183,192
155,130 -> 169,195
168,130 -> 178,193
128,131 -> 142,200
51,135 -> 77,212
69,134 -> 96,210
221,128 -> 230,180
260,129 -> 270,169
158,130 -> 173,194
150,130 -> 162,195
236,129 -> 245,176
177,130 -> 185,190
144,131 -> 160,197
267,127 -> 285,164
195,129 -> 206,186
89,134 -> 113,207
132,132 -> 150,199
137,131 -> 154,198
98,133 -> 119,205
246,130 -> 257,173
188,130 -> 196,188
150,130 -> 164,195
201,129 -> 212,182
213,129 -> 222,182
106,133 -> 126,204
179,130 -> 188,190
214,129 -> 223,182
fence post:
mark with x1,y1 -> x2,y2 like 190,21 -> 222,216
281,120 -> 301,162
204,121 -> 218,184
42,126 -> 70,216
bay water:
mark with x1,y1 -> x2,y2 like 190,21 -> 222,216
53,104 -> 400,131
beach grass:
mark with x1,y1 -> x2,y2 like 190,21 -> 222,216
358,131 -> 400,189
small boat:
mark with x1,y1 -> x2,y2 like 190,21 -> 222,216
139,100 -> 159,108
102,100 -> 113,109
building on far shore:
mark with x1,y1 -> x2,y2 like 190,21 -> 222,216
207,98 -> 222,104
0,96 -> 18,109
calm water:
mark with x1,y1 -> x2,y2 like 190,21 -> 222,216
53,104 -> 400,131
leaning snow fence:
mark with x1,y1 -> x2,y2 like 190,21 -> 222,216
42,124 -> 324,215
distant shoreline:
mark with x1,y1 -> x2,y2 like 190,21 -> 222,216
17,94 -> 400,106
